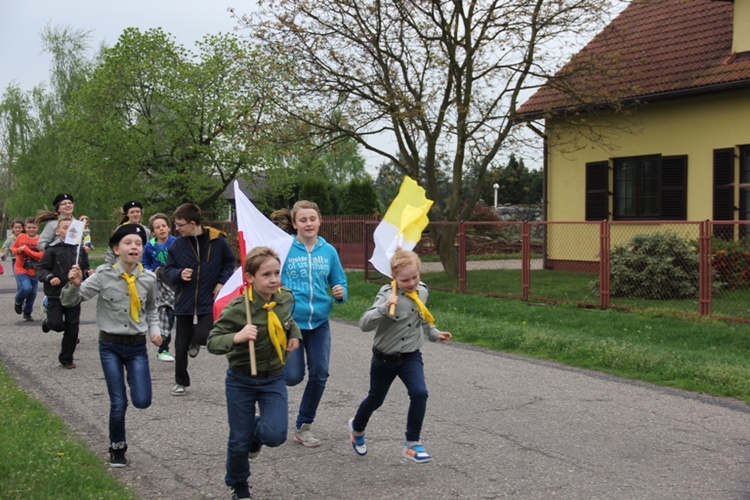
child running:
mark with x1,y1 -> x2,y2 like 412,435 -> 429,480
36,219 -> 91,368
273,200 -> 348,447
348,249 -> 452,463
3,218 -> 25,297
12,217 -> 43,321
61,224 -> 162,468
207,246 -> 301,500
143,213 -> 177,362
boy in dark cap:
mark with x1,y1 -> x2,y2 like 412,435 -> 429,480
62,223 -> 162,468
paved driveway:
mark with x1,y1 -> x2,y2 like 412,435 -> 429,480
0,271 -> 748,499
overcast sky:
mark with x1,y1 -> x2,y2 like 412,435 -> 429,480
0,0 -> 241,92
1,0 -> 621,172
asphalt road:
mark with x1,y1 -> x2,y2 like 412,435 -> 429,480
0,270 -> 749,499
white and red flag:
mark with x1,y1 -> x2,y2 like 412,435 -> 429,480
212,180 -> 293,320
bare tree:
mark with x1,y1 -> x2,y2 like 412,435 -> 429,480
233,0 -> 613,276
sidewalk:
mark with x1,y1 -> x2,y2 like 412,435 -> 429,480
1,270 -> 749,499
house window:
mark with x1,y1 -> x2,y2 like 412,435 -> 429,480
585,155 -> 687,221
610,155 -> 687,221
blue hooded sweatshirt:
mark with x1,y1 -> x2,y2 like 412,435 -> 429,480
281,235 -> 348,330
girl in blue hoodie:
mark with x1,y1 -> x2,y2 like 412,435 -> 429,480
275,200 -> 348,447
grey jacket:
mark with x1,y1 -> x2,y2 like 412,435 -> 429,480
61,262 -> 159,336
358,282 -> 442,355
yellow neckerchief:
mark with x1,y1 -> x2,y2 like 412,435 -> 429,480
392,280 -> 435,326
247,286 -> 287,363
117,263 -> 143,322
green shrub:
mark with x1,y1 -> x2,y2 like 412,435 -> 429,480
594,232 -> 700,300
712,238 -> 750,290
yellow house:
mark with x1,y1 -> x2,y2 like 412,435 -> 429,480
517,0 -> 750,270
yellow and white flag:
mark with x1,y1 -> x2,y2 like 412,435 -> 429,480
370,176 -> 433,277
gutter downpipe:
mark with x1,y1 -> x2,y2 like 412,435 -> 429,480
526,121 -> 548,271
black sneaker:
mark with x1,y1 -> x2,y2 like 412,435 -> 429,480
23,314 -> 33,322
231,482 -> 251,499
109,443 -> 128,468
14,302 -> 22,314
188,345 -> 200,358
42,319 -> 50,333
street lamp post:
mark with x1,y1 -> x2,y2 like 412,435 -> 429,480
493,183 -> 499,210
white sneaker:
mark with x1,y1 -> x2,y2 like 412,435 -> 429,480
294,423 -> 321,447
171,384 -> 186,396
157,351 -> 175,362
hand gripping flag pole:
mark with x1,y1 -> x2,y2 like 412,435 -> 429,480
213,180 -> 294,374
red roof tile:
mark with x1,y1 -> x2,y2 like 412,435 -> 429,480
517,0 -> 750,118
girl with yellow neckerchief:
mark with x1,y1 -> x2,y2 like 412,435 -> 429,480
349,248 -> 452,464
207,246 -> 301,500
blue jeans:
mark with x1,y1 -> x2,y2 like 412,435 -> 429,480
224,369 -> 288,488
15,273 -> 38,315
99,337 -> 152,445
284,321 -> 330,428
352,350 -> 428,442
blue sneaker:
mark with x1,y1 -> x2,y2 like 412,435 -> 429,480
403,441 -> 432,463
348,418 -> 367,456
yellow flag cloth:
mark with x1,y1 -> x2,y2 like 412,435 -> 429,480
262,302 -> 287,363
121,272 -> 141,322
393,281 -> 435,326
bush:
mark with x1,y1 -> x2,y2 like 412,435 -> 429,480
595,232 -> 700,300
712,238 -> 750,290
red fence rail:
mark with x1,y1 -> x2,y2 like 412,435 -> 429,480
78,217 -> 749,322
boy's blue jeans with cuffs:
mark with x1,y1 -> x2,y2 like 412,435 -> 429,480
224,369 -> 288,489
284,321 -> 331,429
15,273 -> 38,314
99,337 -> 152,446
352,350 -> 428,442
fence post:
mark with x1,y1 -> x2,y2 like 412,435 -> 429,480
522,221 -> 530,301
699,220 -> 712,316
458,221 -> 467,293
599,220 -> 610,309
363,221 -> 371,282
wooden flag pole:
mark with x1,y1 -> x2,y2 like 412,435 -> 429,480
389,282 -> 397,317
244,286 -> 257,376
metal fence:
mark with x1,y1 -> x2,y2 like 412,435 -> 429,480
78,217 -> 750,322
358,219 -> 750,323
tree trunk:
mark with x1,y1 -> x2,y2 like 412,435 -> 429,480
432,224 -> 459,279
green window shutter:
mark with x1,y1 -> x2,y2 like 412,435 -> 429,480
585,161 -> 609,221
713,148 -> 735,240
660,155 -> 687,220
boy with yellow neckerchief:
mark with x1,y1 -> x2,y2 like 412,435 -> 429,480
61,224 -> 162,468
207,246 -> 301,500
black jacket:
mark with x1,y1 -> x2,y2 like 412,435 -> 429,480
37,242 -> 91,298
164,226 -> 236,316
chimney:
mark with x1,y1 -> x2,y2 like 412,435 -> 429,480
732,0 -> 750,53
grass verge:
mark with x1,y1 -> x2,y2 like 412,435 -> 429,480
0,365 -> 137,499
334,272 -> 750,405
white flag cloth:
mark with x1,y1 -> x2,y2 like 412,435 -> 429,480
213,180 -> 293,319
64,219 -> 85,246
